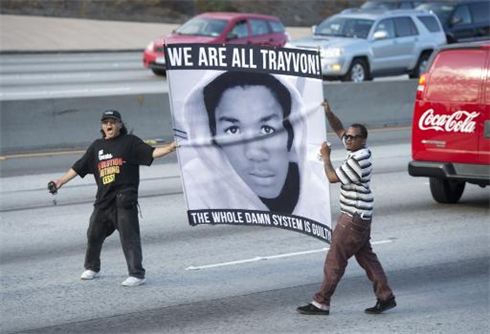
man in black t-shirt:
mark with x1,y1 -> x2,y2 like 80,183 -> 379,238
51,109 -> 177,287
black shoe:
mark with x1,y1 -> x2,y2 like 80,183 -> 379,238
296,303 -> 329,315
365,297 -> 397,314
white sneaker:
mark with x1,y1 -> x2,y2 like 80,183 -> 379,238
121,276 -> 146,287
80,270 -> 98,280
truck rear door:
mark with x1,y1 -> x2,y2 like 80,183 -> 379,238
479,49 -> 490,164
417,48 -> 487,164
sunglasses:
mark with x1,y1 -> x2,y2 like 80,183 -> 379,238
344,134 -> 364,140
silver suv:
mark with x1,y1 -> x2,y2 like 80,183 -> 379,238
286,9 -> 446,82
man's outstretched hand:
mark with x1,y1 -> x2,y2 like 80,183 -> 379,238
321,100 -> 332,115
320,141 -> 332,160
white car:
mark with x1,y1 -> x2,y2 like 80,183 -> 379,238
286,9 -> 446,82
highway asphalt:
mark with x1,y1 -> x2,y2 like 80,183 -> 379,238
1,131 -> 489,334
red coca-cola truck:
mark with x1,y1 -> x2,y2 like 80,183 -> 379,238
409,41 -> 490,203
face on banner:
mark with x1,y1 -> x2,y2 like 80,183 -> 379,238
165,44 -> 332,243
212,84 -> 291,199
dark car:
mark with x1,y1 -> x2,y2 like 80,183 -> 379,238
143,12 -> 289,76
361,1 -> 426,10
416,1 -> 490,43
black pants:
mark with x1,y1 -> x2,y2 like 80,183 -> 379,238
84,193 -> 145,279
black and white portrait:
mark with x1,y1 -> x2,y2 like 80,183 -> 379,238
166,44 -> 332,241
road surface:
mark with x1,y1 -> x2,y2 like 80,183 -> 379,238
0,52 -> 408,101
1,128 -> 488,334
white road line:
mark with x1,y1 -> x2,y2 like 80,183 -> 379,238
185,239 -> 395,271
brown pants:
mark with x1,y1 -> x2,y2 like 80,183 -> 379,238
314,213 -> 393,306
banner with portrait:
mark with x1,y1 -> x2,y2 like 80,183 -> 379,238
165,44 -> 332,243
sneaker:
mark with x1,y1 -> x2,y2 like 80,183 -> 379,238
365,297 -> 397,314
80,270 -> 98,280
296,303 -> 329,315
121,276 -> 146,287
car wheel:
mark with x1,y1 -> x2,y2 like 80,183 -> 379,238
409,52 -> 431,78
342,59 -> 369,82
429,177 -> 465,203
151,68 -> 166,76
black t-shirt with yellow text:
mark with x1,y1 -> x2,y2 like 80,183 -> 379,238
72,134 -> 154,208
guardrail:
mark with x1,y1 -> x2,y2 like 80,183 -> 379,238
0,80 -> 418,155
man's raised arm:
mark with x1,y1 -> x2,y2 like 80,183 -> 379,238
322,100 -> 345,140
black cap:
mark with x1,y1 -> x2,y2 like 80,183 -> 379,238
101,109 -> 122,122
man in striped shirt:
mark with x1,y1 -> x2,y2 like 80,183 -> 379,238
297,100 -> 396,316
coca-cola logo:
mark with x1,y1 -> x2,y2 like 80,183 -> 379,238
418,109 -> 480,133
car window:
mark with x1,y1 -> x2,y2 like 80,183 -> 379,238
176,18 -> 228,37
452,5 -> 472,26
416,3 -> 454,25
470,1 -> 490,24
269,20 -> 285,33
250,19 -> 270,36
395,17 -> 418,37
374,18 -> 395,39
231,20 -> 249,38
317,16 -> 374,39
349,20 -> 373,38
417,15 -> 442,32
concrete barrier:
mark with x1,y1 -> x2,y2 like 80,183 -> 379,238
323,80 -> 418,129
0,94 -> 174,154
0,80 -> 418,155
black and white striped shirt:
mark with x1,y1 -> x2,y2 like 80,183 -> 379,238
335,146 -> 373,219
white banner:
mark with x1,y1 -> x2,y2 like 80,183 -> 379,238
166,44 -> 332,243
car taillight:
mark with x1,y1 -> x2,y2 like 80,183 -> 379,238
416,73 -> 427,100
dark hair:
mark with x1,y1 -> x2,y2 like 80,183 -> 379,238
203,72 -> 294,151
349,123 -> 368,139
100,121 -> 128,138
